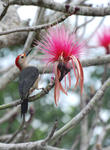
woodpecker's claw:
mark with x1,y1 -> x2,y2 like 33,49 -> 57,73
36,87 -> 48,94
41,88 -> 49,94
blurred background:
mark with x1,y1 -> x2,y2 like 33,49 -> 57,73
0,0 -> 110,149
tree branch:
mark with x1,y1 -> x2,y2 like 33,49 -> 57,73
0,6 -> 28,49
42,120 -> 58,146
0,14 -> 69,36
1,54 -> 110,91
0,1 -> 9,21
23,7 -> 45,52
8,0 -> 110,17
7,107 -> 35,143
50,77 -> 110,143
1,72 -> 110,148
6,117 -> 25,143
0,141 -> 66,150
0,81 -> 54,110
0,106 -> 20,125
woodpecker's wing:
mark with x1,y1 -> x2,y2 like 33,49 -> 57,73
18,66 -> 39,99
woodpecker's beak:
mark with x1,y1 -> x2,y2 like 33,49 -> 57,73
25,49 -> 32,57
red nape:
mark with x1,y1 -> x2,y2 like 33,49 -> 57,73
15,55 -> 22,70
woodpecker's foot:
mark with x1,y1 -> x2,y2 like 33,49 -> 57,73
36,87 -> 48,94
41,88 -> 49,94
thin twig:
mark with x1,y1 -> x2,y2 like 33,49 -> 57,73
23,7 -> 45,52
86,17 -> 105,43
49,77 -> 110,143
41,120 -> 58,146
0,1 -> 9,21
71,136 -> 80,150
75,17 -> 94,32
101,64 -> 108,84
6,116 -> 25,143
6,107 -> 35,143
0,106 -> 20,125
0,81 -> 54,110
0,14 -> 69,36
1,54 -> 110,110
53,135 -> 63,147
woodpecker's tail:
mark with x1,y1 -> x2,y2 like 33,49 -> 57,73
21,99 -> 28,118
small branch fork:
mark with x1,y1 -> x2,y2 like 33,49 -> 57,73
3,0 -> 110,17
0,78 -> 55,110
49,77 -> 110,143
41,120 -> 58,146
6,117 -> 25,143
1,1 -> 110,150
1,53 -> 110,110
0,0 -> 9,21
0,2 -> 109,36
0,77 -> 110,149
6,106 -> 35,143
0,54 -> 110,92
0,14 -> 69,36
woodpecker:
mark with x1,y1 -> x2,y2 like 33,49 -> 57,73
15,50 -> 39,118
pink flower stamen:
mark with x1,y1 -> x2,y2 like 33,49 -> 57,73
98,27 -> 110,54
37,25 -> 84,105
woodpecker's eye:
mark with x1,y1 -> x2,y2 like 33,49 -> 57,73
21,56 -> 24,59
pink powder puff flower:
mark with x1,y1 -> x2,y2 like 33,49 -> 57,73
37,25 -> 84,105
98,27 -> 110,54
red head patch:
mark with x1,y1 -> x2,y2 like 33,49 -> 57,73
15,53 -> 26,70
15,55 -> 21,70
